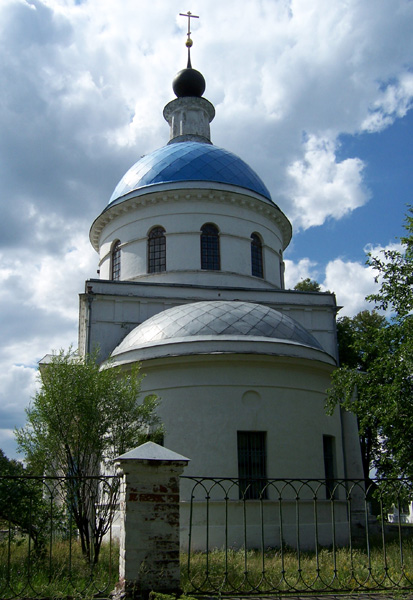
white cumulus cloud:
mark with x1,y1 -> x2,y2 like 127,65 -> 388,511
286,135 -> 370,229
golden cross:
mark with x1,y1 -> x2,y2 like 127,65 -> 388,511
179,11 -> 199,67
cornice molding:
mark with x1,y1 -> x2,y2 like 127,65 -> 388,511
90,188 -> 292,251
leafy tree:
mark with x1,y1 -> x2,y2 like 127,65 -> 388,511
367,207 -> 413,317
332,311 -> 386,477
336,311 -> 386,369
294,278 -> 321,292
0,449 -> 53,550
327,208 -> 413,479
15,349 -> 162,563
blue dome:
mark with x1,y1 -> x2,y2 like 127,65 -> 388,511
109,142 -> 272,204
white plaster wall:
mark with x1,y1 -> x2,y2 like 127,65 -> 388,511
95,190 -> 288,288
132,354 -> 345,486
79,281 -> 339,361
180,501 -> 351,551
113,350 -> 365,551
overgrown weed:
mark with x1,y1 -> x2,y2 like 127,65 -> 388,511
0,536 -> 118,599
2,537 -> 413,597
181,540 -> 413,594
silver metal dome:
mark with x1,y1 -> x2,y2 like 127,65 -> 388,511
111,301 -> 323,356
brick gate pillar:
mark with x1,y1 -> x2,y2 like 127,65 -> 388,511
112,442 -> 190,599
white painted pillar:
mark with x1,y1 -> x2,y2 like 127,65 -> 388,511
112,442 -> 190,599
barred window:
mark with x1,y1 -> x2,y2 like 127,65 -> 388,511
237,431 -> 267,500
323,435 -> 336,499
201,223 -> 220,270
148,227 -> 166,273
251,233 -> 263,278
111,240 -> 121,281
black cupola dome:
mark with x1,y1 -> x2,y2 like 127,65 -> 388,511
172,67 -> 206,97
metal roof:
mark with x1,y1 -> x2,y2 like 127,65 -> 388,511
111,301 -> 323,355
109,142 -> 272,204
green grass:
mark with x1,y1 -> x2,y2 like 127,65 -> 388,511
1,538 -> 413,598
180,541 -> 413,595
0,537 -> 118,599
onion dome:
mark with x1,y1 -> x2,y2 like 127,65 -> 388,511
173,67 -> 206,97
173,11 -> 205,98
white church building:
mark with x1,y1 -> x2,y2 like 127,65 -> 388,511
75,50 -> 364,546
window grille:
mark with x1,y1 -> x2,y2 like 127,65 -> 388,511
237,431 -> 267,499
111,240 -> 121,281
251,233 -> 263,278
201,224 -> 220,270
148,227 -> 166,273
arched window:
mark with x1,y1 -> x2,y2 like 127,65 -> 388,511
201,223 -> 220,270
279,249 -> 285,288
148,226 -> 166,273
111,240 -> 121,281
251,233 -> 263,278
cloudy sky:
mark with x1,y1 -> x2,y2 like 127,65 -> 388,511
1,0 -> 412,459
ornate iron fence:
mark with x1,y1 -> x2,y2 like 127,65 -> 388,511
0,474 -> 119,599
2,473 -> 413,598
180,477 -> 413,596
